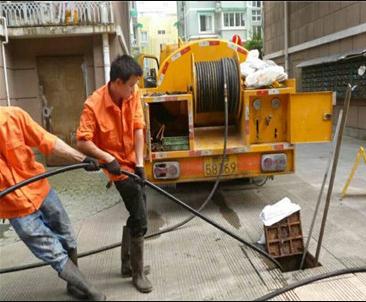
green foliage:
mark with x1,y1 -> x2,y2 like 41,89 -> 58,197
245,34 -> 263,58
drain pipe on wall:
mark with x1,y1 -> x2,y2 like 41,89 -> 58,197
1,16 -> 10,106
102,33 -> 110,83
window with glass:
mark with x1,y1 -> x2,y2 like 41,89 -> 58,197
252,10 -> 261,22
223,12 -> 245,28
141,31 -> 148,43
253,26 -> 262,38
199,13 -> 214,33
158,30 -> 166,35
252,1 -> 261,8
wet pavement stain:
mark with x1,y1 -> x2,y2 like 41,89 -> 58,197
212,191 -> 241,229
147,210 -> 165,239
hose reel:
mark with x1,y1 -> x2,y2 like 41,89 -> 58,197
194,58 -> 241,116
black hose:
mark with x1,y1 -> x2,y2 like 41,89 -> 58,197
125,170 -> 283,269
141,57 -> 232,243
1,57 -> 234,274
0,167 -> 283,274
195,58 -> 239,115
254,266 -> 366,301
0,163 -> 89,199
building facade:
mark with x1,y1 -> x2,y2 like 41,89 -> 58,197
135,1 -> 178,60
0,1 -> 131,148
263,2 -> 366,139
176,1 -> 263,42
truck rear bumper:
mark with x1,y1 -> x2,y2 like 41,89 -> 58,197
145,148 -> 295,184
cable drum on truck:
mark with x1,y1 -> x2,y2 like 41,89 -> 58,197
194,58 -> 240,116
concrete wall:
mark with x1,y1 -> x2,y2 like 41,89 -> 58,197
110,1 -> 131,59
263,1 -> 366,140
92,35 -> 105,89
0,41 -> 11,107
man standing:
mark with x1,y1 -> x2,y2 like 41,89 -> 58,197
0,106 -> 106,301
76,55 -> 152,293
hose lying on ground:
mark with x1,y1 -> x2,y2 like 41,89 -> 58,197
254,266 -> 366,301
0,165 -> 282,273
3,167 -> 365,300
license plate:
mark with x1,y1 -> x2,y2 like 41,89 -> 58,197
204,155 -> 238,176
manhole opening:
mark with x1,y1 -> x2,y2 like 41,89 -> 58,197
277,252 -> 322,272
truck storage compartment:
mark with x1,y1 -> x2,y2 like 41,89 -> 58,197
149,101 -> 190,152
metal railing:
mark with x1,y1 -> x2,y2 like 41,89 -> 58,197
0,1 -> 113,28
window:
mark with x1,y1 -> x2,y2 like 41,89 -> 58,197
252,1 -> 261,8
141,31 -> 148,43
252,10 -> 261,22
253,26 -> 262,38
158,30 -> 166,35
223,12 -> 245,28
198,13 -> 214,33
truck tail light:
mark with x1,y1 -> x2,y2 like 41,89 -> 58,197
261,153 -> 287,172
153,162 -> 180,180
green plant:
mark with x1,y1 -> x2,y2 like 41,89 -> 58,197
245,34 -> 263,58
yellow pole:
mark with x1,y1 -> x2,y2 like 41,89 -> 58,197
340,146 -> 366,199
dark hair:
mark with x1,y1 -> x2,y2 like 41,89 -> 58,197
110,55 -> 143,83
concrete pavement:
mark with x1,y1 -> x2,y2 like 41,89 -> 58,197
1,136 -> 366,300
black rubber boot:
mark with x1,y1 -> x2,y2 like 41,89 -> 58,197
59,259 -> 106,301
67,248 -> 88,299
130,236 -> 153,293
121,226 -> 150,278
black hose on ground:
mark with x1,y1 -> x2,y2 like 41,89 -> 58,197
0,165 -> 282,274
125,169 -> 283,269
254,266 -> 366,301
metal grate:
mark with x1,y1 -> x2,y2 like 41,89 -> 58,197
0,1 -> 113,27
302,57 -> 366,99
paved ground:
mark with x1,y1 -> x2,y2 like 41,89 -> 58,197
1,136 -> 366,300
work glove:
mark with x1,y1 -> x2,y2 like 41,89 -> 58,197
134,166 -> 146,187
104,159 -> 121,175
82,156 -> 100,171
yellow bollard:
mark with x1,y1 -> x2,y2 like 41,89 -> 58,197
340,146 -> 366,199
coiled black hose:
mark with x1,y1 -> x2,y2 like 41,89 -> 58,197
195,58 -> 240,115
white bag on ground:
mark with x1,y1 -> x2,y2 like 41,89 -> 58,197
257,197 -> 301,244
259,197 -> 301,227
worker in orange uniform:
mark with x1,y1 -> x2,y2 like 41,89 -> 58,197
76,55 -> 152,293
0,106 -> 106,301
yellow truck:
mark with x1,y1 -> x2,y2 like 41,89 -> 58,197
137,39 -> 333,184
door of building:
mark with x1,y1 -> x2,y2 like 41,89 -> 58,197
37,56 -> 85,165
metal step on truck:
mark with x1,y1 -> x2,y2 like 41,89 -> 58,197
136,39 -> 334,184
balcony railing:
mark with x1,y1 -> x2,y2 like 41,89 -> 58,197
0,1 -> 113,28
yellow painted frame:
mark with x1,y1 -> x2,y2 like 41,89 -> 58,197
341,146 -> 366,199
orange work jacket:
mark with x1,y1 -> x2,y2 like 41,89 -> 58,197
0,106 -> 57,219
76,84 -> 145,181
